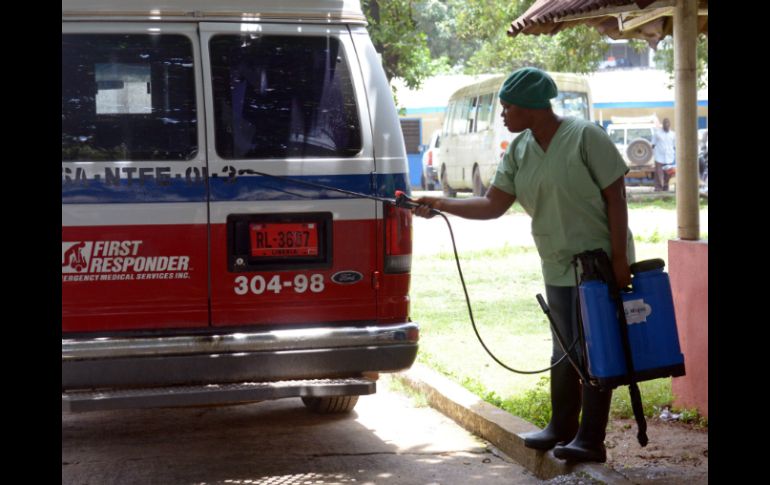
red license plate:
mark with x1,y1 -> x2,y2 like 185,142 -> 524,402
249,222 -> 319,257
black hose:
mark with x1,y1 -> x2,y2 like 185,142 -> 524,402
241,170 -> 574,375
437,211 -> 579,375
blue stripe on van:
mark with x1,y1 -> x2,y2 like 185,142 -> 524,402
62,173 -> 410,204
211,173 -> 410,201
593,100 -> 708,109
62,178 -> 207,204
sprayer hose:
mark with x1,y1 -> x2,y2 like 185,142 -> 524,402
437,211 -> 578,375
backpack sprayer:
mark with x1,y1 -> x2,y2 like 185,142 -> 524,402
245,171 -> 685,446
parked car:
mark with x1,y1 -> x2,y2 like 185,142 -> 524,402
606,117 -> 658,185
421,130 -> 441,191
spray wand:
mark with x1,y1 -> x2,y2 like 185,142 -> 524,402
245,170 -> 574,375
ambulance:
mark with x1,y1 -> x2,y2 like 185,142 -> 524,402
62,0 -> 419,413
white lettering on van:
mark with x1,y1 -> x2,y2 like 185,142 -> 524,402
62,240 -> 192,283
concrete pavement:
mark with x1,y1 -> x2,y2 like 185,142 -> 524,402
392,364 -> 634,483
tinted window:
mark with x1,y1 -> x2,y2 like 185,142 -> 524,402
210,35 -> 361,159
62,34 -> 198,161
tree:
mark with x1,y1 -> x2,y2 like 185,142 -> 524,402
412,0 -> 482,73
653,34 -> 708,90
362,0 -> 435,89
452,0 -> 608,74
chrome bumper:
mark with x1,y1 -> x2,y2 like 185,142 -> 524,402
63,322 -> 418,360
62,322 -> 419,390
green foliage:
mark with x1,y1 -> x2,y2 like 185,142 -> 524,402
677,408 -> 708,428
362,0 -> 435,89
610,378 -> 674,418
462,375 -> 553,428
453,0 -> 608,74
412,0 -> 482,72
653,34 -> 708,89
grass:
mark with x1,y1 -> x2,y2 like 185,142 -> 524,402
409,199 -> 707,428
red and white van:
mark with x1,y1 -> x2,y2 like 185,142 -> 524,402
62,0 -> 418,413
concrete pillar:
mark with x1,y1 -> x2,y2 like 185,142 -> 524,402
670,239 -> 708,418
674,0 -> 699,240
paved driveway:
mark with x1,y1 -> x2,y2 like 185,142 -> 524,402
62,377 -> 543,485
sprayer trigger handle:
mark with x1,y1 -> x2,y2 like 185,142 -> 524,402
394,191 -> 420,209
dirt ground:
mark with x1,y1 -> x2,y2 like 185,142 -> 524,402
603,416 -> 708,484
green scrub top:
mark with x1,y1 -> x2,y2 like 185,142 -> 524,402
491,117 -> 635,286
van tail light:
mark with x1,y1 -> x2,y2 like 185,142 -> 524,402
427,151 -> 433,166
384,203 -> 412,274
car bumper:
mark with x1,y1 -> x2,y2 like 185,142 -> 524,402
62,322 -> 419,390
423,166 -> 439,182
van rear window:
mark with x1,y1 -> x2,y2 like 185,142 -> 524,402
210,35 -> 362,159
61,34 -> 198,162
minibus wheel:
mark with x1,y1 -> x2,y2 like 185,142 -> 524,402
302,395 -> 359,414
472,166 -> 486,197
441,167 -> 456,198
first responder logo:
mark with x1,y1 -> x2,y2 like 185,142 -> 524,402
61,240 -> 192,282
62,241 -> 93,273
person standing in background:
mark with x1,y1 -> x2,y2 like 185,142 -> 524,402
652,118 -> 675,192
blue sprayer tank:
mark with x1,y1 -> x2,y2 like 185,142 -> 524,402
579,259 -> 686,387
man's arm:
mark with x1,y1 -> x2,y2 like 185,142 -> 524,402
413,186 -> 516,220
601,176 -> 632,289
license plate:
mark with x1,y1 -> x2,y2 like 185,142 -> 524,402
249,222 -> 319,257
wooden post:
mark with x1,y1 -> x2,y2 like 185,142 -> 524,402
674,0 -> 699,240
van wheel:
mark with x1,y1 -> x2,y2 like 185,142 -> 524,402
302,395 -> 359,414
472,166 -> 487,197
441,167 -> 456,198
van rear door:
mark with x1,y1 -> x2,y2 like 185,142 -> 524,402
199,23 -> 379,327
62,23 -> 209,333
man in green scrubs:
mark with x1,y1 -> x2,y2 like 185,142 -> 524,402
413,67 -> 634,463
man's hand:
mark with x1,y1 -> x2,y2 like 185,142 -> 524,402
412,196 -> 442,219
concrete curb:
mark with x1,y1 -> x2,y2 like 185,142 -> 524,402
392,364 -> 633,483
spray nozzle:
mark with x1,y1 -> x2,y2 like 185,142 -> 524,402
394,190 -> 440,215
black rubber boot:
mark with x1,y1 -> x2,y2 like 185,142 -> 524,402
521,360 -> 581,450
553,385 -> 613,463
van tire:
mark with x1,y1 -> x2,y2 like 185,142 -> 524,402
302,395 -> 359,414
472,166 -> 486,197
441,167 -> 456,198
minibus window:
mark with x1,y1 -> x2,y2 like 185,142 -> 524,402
61,34 -> 198,161
210,35 -> 362,159
475,93 -> 495,132
451,98 -> 471,135
551,91 -> 589,120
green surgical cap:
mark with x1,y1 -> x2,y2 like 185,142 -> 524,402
498,67 -> 557,109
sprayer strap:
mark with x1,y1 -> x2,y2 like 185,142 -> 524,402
611,285 -> 649,447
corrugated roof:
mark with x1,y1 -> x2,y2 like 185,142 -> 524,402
508,0 -> 707,47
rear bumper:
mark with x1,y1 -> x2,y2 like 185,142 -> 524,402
62,322 -> 419,390
423,165 -> 439,182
